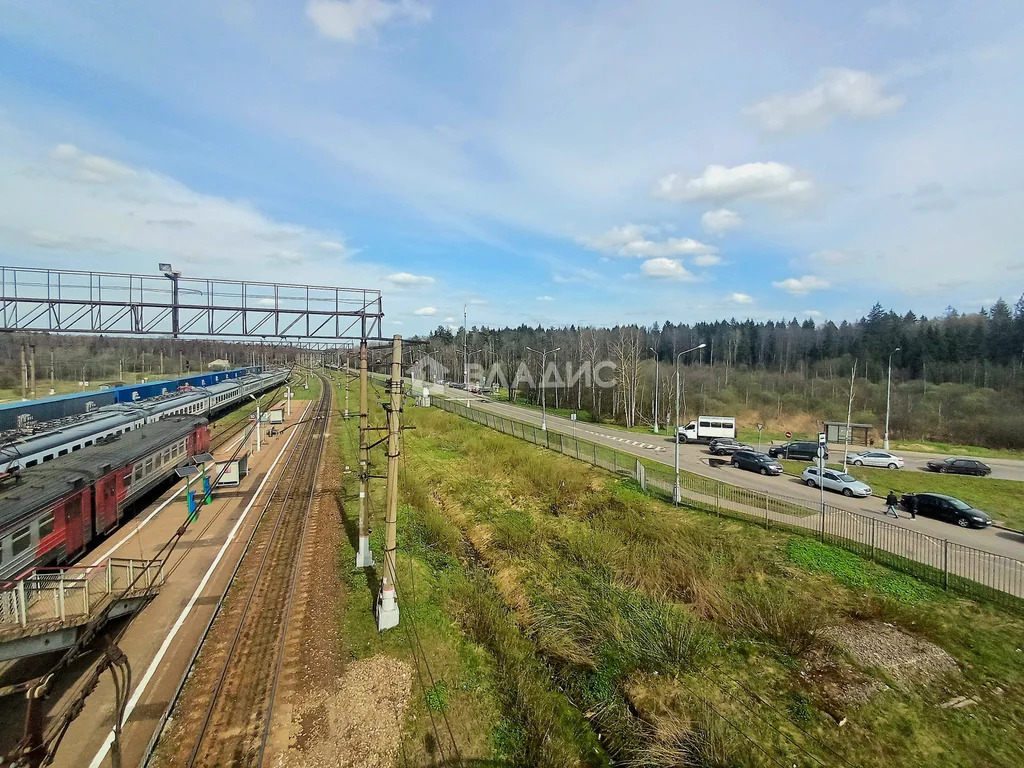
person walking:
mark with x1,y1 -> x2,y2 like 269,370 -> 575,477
906,493 -> 917,520
885,490 -> 900,518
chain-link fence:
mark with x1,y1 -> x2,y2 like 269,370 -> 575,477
433,397 -> 1024,611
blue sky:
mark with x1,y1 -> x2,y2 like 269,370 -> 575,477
1,0 -> 1022,335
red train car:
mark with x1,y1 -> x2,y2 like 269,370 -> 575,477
0,416 -> 209,581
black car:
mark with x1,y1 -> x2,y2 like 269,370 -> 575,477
901,492 -> 992,528
708,438 -> 753,456
767,441 -> 828,462
731,450 -> 784,475
925,457 -> 992,476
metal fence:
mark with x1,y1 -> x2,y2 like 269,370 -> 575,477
433,397 -> 1024,611
0,557 -> 164,630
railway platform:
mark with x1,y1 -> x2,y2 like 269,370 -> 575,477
0,394 -> 311,768
0,558 -> 163,662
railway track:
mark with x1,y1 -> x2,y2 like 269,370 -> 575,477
152,373 -> 331,768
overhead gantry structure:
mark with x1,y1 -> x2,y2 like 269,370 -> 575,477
0,264 -> 384,342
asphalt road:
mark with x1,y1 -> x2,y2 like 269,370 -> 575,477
421,384 -> 1024,563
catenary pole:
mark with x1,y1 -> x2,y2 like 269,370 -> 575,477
673,343 -> 706,504
356,340 -> 374,568
376,334 -> 402,630
884,347 -> 900,451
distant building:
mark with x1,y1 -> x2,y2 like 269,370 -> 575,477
207,359 -> 231,371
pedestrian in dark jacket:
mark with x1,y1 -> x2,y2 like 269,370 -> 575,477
905,493 -> 917,520
885,490 -> 900,518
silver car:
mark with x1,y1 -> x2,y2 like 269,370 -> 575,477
801,467 -> 872,497
848,451 -> 904,469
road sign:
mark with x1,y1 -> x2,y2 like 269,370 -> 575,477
818,432 -> 827,444
817,445 -> 827,458
571,413 -> 577,421
785,431 -> 792,439
756,423 -> 764,431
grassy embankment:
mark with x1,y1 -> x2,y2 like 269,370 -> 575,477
337,378 -> 1024,766
778,459 -> 1024,530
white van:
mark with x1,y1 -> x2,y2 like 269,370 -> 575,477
676,416 -> 737,444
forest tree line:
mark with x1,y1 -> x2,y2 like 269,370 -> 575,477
418,297 -> 1024,449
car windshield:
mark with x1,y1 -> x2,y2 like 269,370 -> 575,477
947,498 -> 972,511
837,473 -> 856,482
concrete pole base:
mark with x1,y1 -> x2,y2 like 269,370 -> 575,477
673,484 -> 681,504
344,409 -> 350,419
375,588 -> 399,631
355,536 -> 375,568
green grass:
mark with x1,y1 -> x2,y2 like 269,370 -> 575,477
890,439 -> 1024,461
396,402 -> 1024,767
778,459 -> 1024,529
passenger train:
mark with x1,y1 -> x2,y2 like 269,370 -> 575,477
0,368 -> 289,476
0,416 -> 211,580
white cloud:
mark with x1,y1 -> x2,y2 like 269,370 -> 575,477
413,306 -> 437,316
866,2 -> 920,28
772,275 -> 831,295
51,143 -> 135,183
747,69 -> 904,133
809,249 -> 853,266
552,267 -> 601,285
582,224 -> 715,258
729,292 -> 754,304
693,253 -> 721,267
535,295 -> 553,301
640,258 -> 696,281
387,271 -> 435,286
803,310 -> 823,318
0,137 -> 357,278
701,208 -> 741,235
654,162 -> 813,204
305,0 -> 431,43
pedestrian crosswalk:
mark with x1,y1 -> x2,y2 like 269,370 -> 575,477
577,427 -> 667,451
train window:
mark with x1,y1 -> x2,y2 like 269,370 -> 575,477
26,459 -> 37,468
45,454 -> 53,461
134,464 -> 142,482
124,472 -> 132,488
59,449 -> 68,457
72,444 -> 81,452
162,449 -> 171,463
85,440 -> 93,447
12,526 -> 31,556
145,457 -> 154,474
38,513 -> 55,539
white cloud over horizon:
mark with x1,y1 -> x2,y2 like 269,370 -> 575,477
654,162 -> 814,205
747,68 -> 905,133
305,0 -> 432,43
772,275 -> 831,295
701,208 -> 741,235
413,306 -> 438,315
640,257 -> 696,281
387,271 -> 436,286
582,224 -> 716,258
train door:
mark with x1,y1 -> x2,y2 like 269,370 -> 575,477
62,491 -> 87,557
93,473 -> 119,535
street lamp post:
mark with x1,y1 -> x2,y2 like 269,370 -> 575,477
674,343 -> 706,504
649,347 -> 660,434
884,346 -> 900,451
526,345 -> 560,431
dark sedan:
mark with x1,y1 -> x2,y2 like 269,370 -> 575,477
731,450 -> 784,475
708,438 -> 753,456
901,492 -> 992,528
925,457 -> 992,476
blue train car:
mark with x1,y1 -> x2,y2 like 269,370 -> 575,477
0,366 -> 261,431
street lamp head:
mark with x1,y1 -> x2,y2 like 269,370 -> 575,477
697,343 -> 707,349
894,346 -> 901,353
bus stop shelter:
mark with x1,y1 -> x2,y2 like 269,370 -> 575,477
824,422 -> 874,446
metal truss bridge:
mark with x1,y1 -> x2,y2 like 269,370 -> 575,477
0,265 -> 384,341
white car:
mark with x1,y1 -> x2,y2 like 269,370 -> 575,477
801,467 -> 873,497
848,451 -> 904,469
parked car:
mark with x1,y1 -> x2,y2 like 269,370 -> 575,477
768,441 -> 828,462
848,451 -> 905,469
801,466 -> 872,497
901,492 -> 992,528
708,437 -> 753,456
925,457 -> 992,476
731,450 -> 783,475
